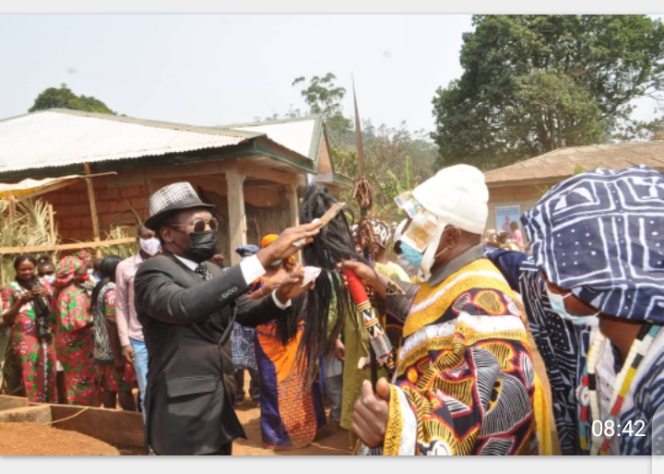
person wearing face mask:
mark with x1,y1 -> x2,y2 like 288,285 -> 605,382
54,256 -> 101,406
487,165 -> 664,456
37,259 -> 57,285
1,255 -> 57,403
338,164 -> 550,456
115,224 -> 160,421
133,182 -> 321,455
72,250 -> 97,290
36,257 -> 67,403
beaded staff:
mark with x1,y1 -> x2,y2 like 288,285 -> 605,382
343,268 -> 396,374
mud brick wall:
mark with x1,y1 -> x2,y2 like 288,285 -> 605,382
45,176 -> 149,243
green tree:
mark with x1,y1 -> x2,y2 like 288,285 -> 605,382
293,73 -> 353,149
432,15 -> 664,169
290,73 -> 438,222
29,83 -> 116,114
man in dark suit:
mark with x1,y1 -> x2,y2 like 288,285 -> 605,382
134,182 -> 321,455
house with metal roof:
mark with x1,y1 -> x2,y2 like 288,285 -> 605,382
0,109 -> 348,264
483,140 -> 664,236
221,114 -> 352,194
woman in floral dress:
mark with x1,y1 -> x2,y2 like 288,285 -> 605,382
54,256 -> 100,406
90,255 -> 137,411
1,254 -> 57,403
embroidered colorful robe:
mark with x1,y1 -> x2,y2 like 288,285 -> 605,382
370,258 -> 547,456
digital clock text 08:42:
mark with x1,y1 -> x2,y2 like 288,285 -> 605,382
592,419 -> 647,438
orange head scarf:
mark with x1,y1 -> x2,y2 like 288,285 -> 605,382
261,234 -> 279,249
261,233 -> 296,269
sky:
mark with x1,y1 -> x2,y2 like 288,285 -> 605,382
0,14 -> 662,137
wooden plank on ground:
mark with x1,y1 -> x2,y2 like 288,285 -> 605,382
51,405 -> 145,449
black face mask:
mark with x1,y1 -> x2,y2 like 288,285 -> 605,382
176,230 -> 217,263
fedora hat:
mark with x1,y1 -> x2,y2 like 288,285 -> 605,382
144,182 -> 214,231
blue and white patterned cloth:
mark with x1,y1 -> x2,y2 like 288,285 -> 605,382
486,246 -> 664,455
521,165 -> 664,323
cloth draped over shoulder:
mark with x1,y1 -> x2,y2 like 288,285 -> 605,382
362,256 -> 549,456
487,246 -> 664,455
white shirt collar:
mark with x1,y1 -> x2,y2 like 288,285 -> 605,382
174,254 -> 199,271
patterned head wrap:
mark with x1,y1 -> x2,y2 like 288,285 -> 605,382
370,218 -> 392,250
72,250 -> 92,267
522,165 -> 664,322
261,234 -> 279,249
56,256 -> 84,289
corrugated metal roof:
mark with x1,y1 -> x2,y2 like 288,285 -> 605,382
0,109 -> 258,174
484,140 -> 664,187
224,116 -> 322,161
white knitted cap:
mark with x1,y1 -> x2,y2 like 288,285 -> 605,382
411,164 -> 488,235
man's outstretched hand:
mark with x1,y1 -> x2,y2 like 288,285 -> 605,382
275,270 -> 315,304
256,221 -> 323,268
351,378 -> 391,448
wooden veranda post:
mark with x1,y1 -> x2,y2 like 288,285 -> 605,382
226,168 -> 247,266
83,163 -> 102,258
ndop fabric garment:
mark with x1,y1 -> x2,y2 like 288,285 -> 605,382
522,165 -> 664,323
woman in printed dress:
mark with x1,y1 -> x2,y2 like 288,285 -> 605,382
90,255 -> 137,411
54,256 -> 100,406
1,254 -> 57,403
253,234 -> 326,451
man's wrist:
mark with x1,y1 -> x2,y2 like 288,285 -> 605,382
255,248 -> 275,269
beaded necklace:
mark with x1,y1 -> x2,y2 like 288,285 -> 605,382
577,321 -> 661,455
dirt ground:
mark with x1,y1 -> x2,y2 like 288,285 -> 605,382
0,333 -> 560,457
232,401 -> 352,456
220,334 -> 561,457
0,422 -> 119,456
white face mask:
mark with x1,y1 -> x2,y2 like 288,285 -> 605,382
544,285 -> 599,327
140,237 -> 161,256
43,274 -> 56,284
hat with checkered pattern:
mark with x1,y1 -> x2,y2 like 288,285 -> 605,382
144,182 -> 214,231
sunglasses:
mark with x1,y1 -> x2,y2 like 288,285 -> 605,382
171,217 -> 219,233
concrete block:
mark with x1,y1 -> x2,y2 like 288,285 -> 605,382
0,405 -> 52,424
0,395 -> 28,412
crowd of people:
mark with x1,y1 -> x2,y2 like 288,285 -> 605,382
1,162 -> 662,457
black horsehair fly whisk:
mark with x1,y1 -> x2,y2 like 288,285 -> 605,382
279,183 -> 369,382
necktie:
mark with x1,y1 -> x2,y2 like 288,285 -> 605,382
194,264 -> 213,281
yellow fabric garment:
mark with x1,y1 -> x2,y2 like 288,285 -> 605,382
533,374 -> 554,455
382,258 -> 541,456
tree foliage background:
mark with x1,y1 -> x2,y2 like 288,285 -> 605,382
29,83 -> 117,115
432,15 -> 664,170
262,73 -> 439,224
